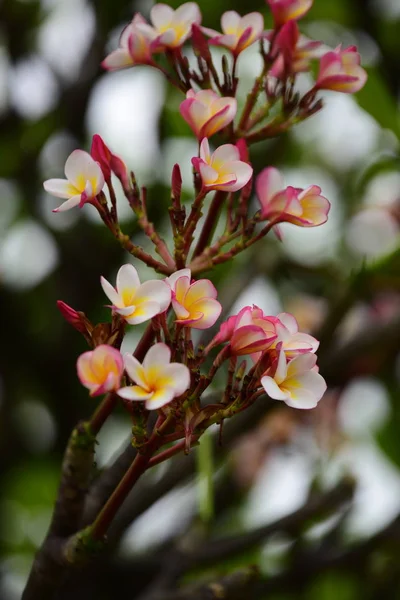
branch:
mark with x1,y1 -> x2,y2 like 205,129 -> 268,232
146,567 -> 259,600
22,423 -> 96,600
189,477 -> 355,566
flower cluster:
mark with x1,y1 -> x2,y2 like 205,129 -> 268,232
45,0 -> 368,457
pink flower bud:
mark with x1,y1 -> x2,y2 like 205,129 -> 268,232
57,300 -> 92,336
269,20 -> 321,79
315,45 -> 367,94
91,134 -> 130,190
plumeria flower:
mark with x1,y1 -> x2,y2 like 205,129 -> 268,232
102,14 -> 158,71
138,2 -> 201,50
315,45 -> 367,94
212,305 -> 277,355
202,11 -> 264,56
101,264 -> 171,325
252,312 -> 319,362
43,150 -> 105,212
118,343 -> 191,409
166,268 -> 221,329
91,134 -> 130,191
256,167 -> 330,227
269,21 -> 321,79
77,345 -> 124,397
267,0 -> 313,27
180,89 -> 237,139
192,138 -> 253,193
261,347 -> 326,409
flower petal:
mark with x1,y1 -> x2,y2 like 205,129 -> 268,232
64,150 -> 103,192
118,385 -> 153,401
166,268 -> 191,291
116,264 -> 141,294
221,10 -> 241,33
143,342 -> 171,371
124,353 -> 149,389
100,276 -> 122,307
43,178 -> 77,199
256,167 -> 285,206
136,279 -> 171,312
185,279 -> 218,306
53,195 -> 82,212
150,3 -> 174,28
261,375 -> 288,400
102,49 -> 134,70
188,297 -> 222,329
163,363 -> 191,396
145,387 -> 176,410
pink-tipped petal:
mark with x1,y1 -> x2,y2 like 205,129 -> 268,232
184,279 -> 218,305
256,167 -> 285,206
166,268 -> 191,291
189,298 -> 222,329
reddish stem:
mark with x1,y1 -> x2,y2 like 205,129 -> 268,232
89,393 -> 118,435
192,190 -> 227,259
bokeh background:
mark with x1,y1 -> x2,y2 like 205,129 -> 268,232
1,0 -> 400,598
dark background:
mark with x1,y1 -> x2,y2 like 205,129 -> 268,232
1,0 -> 400,598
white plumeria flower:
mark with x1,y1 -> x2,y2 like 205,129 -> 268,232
101,264 -> 171,325
192,138 -> 253,192
202,11 -> 264,55
43,150 -> 105,212
261,348 -> 327,409
118,343 -> 191,409
141,2 -> 202,49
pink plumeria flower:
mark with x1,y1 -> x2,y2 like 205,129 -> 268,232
202,11 -> 264,56
118,343 -> 191,410
180,89 -> 237,139
261,347 -> 326,409
43,150 -> 105,212
102,14 -> 158,71
269,21 -> 321,79
192,138 -> 253,193
212,306 -> 277,356
256,167 -> 330,227
315,45 -> 367,94
138,2 -> 201,50
252,312 -> 319,362
267,0 -> 313,27
77,345 -> 124,397
166,268 -> 222,329
101,264 -> 171,325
